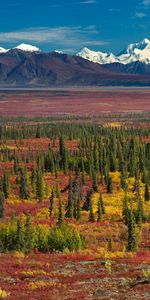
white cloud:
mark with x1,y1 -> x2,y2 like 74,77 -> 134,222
0,26 -> 107,52
109,8 -> 121,12
135,12 -> 147,18
48,1 -> 97,7
142,0 -> 150,6
80,0 -> 97,3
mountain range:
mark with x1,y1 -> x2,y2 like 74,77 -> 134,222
1,40 -> 150,86
77,38 -> 150,65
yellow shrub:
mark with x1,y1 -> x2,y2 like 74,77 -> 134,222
13,251 -> 25,259
0,288 -> 10,299
22,269 -> 47,276
35,208 -> 50,220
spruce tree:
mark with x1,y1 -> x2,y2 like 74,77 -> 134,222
3,171 -> 10,199
81,158 -> 85,185
88,194 -> 95,222
83,188 -> 93,211
99,193 -> 105,214
15,218 -> 25,252
92,172 -> 98,192
55,184 -> 61,199
14,156 -> 19,174
127,210 -> 138,252
35,126 -> 41,138
144,183 -> 149,202
122,193 -> 130,225
120,162 -> 127,190
65,177 -> 73,219
0,191 -> 5,218
57,198 -> 64,225
24,213 -> 33,253
76,194 -> 81,221
107,176 -> 113,194
19,169 -> 30,200
97,197 -> 103,222
59,136 -> 68,173
49,189 -> 54,218
93,142 -> 99,172
36,169 -> 44,202
31,167 -> 37,195
136,196 -> 144,225
97,193 -> 105,221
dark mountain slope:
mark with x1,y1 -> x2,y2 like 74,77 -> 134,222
0,49 -> 150,86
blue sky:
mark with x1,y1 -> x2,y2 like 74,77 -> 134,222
0,0 -> 150,54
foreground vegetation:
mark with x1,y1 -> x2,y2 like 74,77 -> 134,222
0,115 -> 149,299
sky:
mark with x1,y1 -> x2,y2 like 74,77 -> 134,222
0,0 -> 150,54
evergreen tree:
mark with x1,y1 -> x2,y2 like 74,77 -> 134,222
76,194 -> 81,221
57,198 -> 64,225
55,184 -> 61,199
19,169 -> 30,200
144,183 -> 149,202
97,193 -> 105,221
79,176 -> 83,200
92,172 -> 98,192
31,167 -> 37,195
97,197 -> 103,222
14,156 -> 19,174
73,198 -> 77,219
107,235 -> 114,252
72,177 -> 79,219
122,193 -> 130,225
82,188 -> 93,211
65,177 -> 73,219
88,194 -> 95,222
136,196 -> 144,225
15,218 -> 25,252
107,176 -> 113,194
127,210 -> 138,252
3,171 -> 10,199
36,169 -> 44,202
81,158 -> 85,185
59,136 -> 68,173
49,189 -> 54,218
133,177 -> 140,193
93,142 -> 99,172
0,192 -> 5,218
24,213 -> 34,253
120,162 -> 127,190
100,193 -> 105,214
35,126 -> 41,138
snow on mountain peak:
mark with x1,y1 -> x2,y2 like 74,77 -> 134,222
15,43 -> 41,52
77,38 -> 150,65
77,47 -> 118,64
118,38 -> 150,64
122,38 -> 150,55
0,47 -> 8,54
142,38 -> 150,44
54,50 -> 64,54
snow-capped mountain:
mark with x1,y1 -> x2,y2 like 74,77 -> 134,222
77,38 -> 150,65
14,43 -> 41,52
0,47 -> 8,54
118,38 -> 150,64
54,50 -> 64,54
77,47 -> 118,64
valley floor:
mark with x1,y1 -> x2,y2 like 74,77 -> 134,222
0,89 -> 150,117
